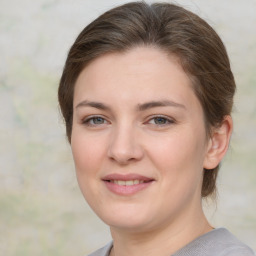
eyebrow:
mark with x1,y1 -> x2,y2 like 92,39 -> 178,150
136,100 -> 186,111
75,100 -> 111,111
75,100 -> 186,111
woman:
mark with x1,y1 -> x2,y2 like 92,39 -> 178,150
58,2 -> 255,256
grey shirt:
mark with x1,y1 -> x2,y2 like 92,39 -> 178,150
88,228 -> 255,256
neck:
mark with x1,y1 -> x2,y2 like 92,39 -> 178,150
109,208 -> 212,256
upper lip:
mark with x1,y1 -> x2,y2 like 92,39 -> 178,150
102,173 -> 154,182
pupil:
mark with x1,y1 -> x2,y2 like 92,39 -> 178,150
155,117 -> 166,124
94,117 -> 104,124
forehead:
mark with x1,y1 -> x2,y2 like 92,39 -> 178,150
73,46 -> 199,111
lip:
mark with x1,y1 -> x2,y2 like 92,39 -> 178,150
102,173 -> 155,196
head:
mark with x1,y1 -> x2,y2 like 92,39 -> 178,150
58,2 -> 235,199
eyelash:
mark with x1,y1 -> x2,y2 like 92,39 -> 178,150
82,115 -> 175,127
146,115 -> 175,126
82,116 -> 109,127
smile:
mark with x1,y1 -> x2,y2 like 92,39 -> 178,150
102,174 -> 155,195
108,180 -> 148,185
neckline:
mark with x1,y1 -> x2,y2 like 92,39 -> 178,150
106,228 -> 228,256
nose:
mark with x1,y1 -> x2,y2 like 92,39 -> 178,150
107,124 -> 144,165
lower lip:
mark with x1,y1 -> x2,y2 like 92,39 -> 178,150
103,181 -> 154,196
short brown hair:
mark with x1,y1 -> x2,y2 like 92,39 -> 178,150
58,1 -> 236,198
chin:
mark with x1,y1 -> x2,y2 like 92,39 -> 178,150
93,204 -> 158,232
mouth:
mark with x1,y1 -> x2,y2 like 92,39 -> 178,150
102,174 -> 155,195
106,179 -> 152,185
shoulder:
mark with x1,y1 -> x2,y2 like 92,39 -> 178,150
173,228 -> 255,256
87,242 -> 113,256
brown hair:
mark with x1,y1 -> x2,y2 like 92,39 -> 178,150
58,1 -> 236,198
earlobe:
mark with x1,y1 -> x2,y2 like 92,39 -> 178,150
203,116 -> 233,169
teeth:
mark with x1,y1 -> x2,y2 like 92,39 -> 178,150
112,180 -> 142,186
125,180 -> 133,186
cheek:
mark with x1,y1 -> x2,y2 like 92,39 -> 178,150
71,131 -> 108,207
147,129 -> 206,185
151,132 -> 204,164
150,133 -> 206,211
71,131 -> 106,178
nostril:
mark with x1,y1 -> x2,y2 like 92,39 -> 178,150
107,131 -> 144,164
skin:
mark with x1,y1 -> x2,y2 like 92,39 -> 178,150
71,46 -> 232,256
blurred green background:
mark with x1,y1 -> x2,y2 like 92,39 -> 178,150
0,0 -> 255,255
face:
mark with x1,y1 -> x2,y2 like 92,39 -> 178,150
71,47 -> 211,233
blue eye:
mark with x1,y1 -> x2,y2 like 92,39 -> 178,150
83,116 -> 108,126
91,117 -> 105,124
153,117 -> 168,125
148,116 -> 174,126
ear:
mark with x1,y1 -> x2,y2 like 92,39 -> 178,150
203,115 -> 233,170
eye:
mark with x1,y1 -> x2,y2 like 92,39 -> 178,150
147,116 -> 175,126
82,116 -> 109,126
